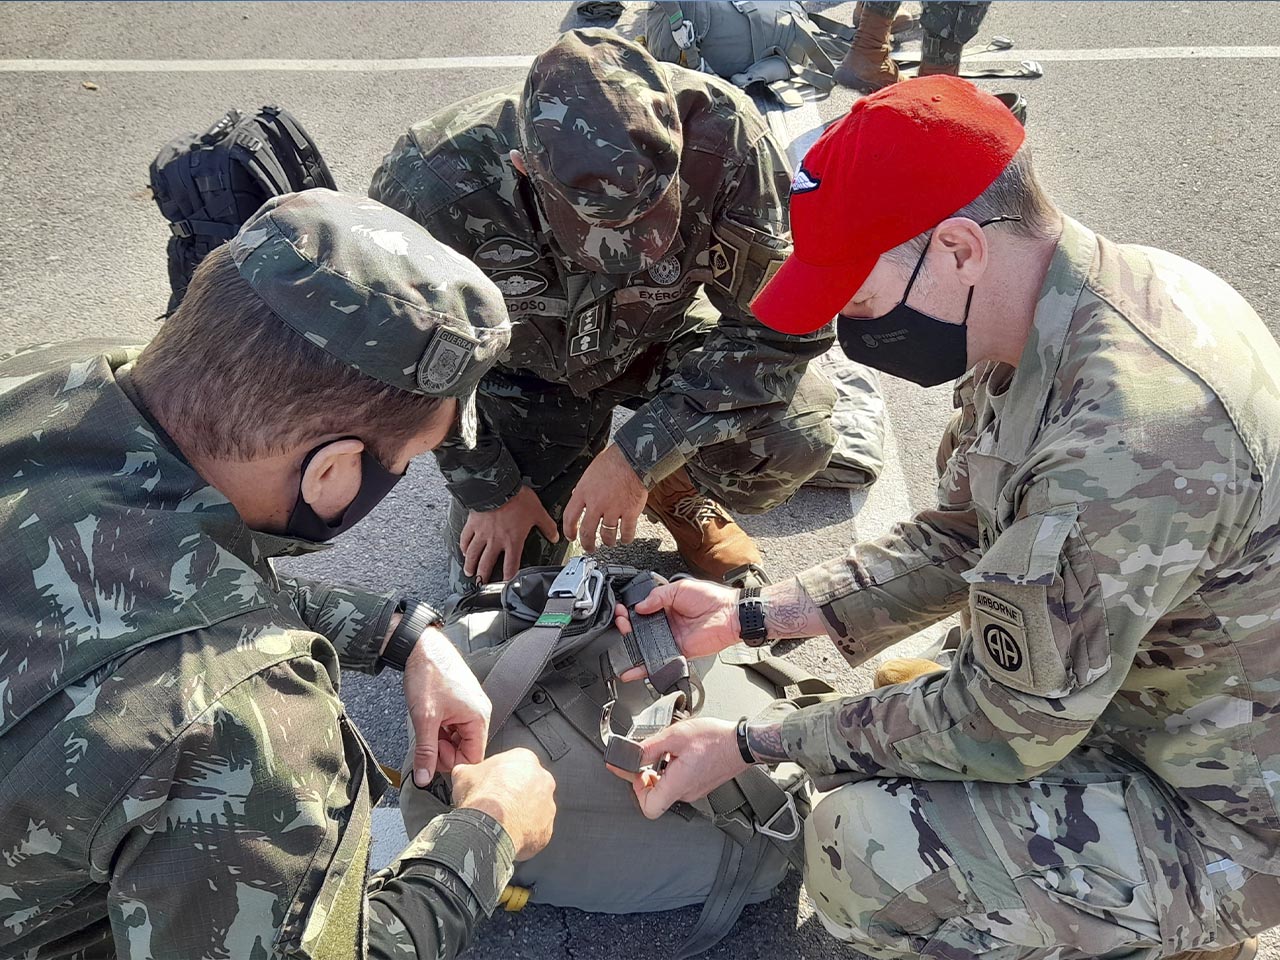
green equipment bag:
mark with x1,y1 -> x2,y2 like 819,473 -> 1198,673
643,1 -> 856,105
400,558 -> 837,958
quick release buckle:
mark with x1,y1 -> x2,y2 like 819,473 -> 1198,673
756,793 -> 801,842
548,556 -> 605,620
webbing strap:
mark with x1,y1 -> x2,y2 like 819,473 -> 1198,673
743,655 -> 840,706
627,610 -> 690,697
675,832 -> 769,960
656,0 -> 703,69
482,594 -> 579,739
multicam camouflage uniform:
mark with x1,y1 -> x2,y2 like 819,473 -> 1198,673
370,29 -> 839,592
778,217 -> 1280,957
865,0 -> 992,69
0,192 -> 516,959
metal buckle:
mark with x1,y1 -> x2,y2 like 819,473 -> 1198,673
169,220 -> 192,239
548,556 -> 605,620
756,792 -> 801,842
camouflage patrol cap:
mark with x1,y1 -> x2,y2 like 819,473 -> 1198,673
228,189 -> 511,447
518,28 -> 683,274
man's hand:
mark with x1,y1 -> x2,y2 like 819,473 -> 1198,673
564,443 -> 648,552
404,627 -> 491,787
452,748 -> 557,861
460,485 -> 559,585
613,579 -> 740,679
609,718 -> 750,820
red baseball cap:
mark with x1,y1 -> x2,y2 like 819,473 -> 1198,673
752,75 -> 1026,335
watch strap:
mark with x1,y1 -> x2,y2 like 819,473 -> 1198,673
378,600 -> 444,672
737,586 -> 768,647
735,716 -> 756,765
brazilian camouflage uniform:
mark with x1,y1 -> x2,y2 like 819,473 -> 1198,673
778,217 -> 1280,958
0,192 -> 517,959
369,29 -> 837,592
865,0 -> 991,68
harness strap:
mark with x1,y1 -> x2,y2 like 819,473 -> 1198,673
742,655 -> 841,706
674,831 -> 770,960
483,558 -> 605,738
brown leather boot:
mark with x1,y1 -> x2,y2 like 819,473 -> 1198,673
645,468 -> 763,582
873,657 -> 945,688
1167,939 -> 1258,960
834,8 -> 901,92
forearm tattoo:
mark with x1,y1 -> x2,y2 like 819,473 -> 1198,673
763,579 -> 820,639
745,721 -> 789,764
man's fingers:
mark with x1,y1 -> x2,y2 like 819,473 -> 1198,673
437,738 -> 459,774
619,511 -> 639,545
475,542 -> 501,585
634,584 -> 675,615
459,523 -> 475,555
534,507 -> 560,545
564,491 -> 584,540
413,717 -> 442,787
580,509 -> 600,552
502,547 -> 523,583
600,517 -> 620,548
619,665 -> 647,682
636,766 -> 682,819
452,719 -> 488,766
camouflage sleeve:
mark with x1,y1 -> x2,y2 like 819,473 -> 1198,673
795,506 -> 981,664
368,808 -> 517,960
97,657 -> 511,959
781,446 -> 1262,784
371,138 -> 525,511
613,131 -> 835,486
275,573 -> 398,674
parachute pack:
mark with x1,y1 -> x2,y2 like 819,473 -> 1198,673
399,557 -> 841,957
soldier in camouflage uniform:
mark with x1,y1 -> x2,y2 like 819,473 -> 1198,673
616,78 -> 1280,960
370,29 -> 839,596
835,0 -> 992,91
0,190 -> 558,959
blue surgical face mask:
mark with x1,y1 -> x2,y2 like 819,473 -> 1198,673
837,215 -> 1021,388
285,437 -> 404,543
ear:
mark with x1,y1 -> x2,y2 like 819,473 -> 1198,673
931,217 -> 989,286
509,149 -> 529,177
299,438 -> 365,524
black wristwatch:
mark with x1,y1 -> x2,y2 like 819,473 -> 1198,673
735,716 -> 757,765
736,586 -> 769,647
378,599 -> 445,672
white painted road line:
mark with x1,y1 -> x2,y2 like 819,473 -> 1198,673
4,46 -> 1280,73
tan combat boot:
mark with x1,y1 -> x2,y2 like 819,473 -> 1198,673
833,7 -> 902,92
1168,939 -> 1258,960
645,468 -> 763,583
873,657 -> 945,688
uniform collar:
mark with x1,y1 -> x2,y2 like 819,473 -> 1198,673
993,216 -> 1097,461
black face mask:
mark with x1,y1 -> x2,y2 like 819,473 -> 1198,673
837,215 -> 1021,388
285,438 -> 405,543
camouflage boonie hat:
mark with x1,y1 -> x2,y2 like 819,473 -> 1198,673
229,189 -> 511,446
518,28 -> 683,274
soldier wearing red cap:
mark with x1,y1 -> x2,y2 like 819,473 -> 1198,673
616,76 -> 1280,960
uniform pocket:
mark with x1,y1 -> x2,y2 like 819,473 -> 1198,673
962,508 -> 1107,698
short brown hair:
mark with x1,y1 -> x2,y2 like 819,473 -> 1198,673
885,147 -> 1060,267
134,245 -> 445,463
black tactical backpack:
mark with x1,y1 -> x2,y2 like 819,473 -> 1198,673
148,105 -> 337,315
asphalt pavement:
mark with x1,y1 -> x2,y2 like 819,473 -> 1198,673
2,3 -> 1279,958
